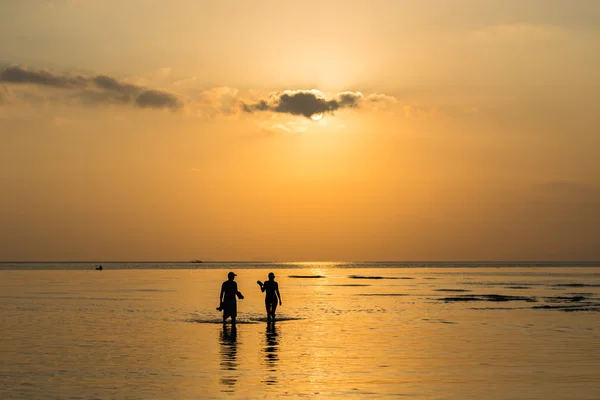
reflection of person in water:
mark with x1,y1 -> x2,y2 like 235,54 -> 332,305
262,322 -> 279,385
219,272 -> 244,325
219,324 -> 238,392
265,322 -> 279,366
257,272 -> 282,321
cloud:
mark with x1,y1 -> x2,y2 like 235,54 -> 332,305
135,89 -> 181,109
0,65 -> 183,110
366,93 -> 399,104
242,90 -> 365,118
2,66 -> 403,118
196,87 -> 240,117
0,66 -> 87,89
92,75 -> 139,98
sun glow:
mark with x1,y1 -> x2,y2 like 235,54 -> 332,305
310,113 -> 324,121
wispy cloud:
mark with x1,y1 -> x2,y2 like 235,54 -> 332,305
0,65 -> 182,110
195,87 -> 240,118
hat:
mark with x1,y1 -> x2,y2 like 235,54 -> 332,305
228,271 -> 236,278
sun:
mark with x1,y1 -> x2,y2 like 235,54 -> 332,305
310,113 -> 324,121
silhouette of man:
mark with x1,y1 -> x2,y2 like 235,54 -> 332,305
257,272 -> 282,321
219,272 -> 244,325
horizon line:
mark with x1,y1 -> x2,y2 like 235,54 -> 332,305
1,260 -> 599,264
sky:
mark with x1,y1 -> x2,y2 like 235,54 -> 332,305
1,0 -> 599,261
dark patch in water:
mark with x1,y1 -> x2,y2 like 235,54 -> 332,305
552,283 -> 600,287
532,304 -> 600,312
422,318 -> 457,324
462,282 -> 541,287
288,275 -> 325,279
505,286 -> 532,290
440,294 -> 537,303
348,275 -> 406,280
548,296 -> 586,302
435,289 -> 471,292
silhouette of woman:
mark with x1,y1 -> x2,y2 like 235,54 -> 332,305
257,272 -> 282,321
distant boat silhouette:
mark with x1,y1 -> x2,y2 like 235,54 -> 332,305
191,260 -> 203,263
95,265 -> 103,270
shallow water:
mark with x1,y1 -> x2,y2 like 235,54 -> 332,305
1,265 -> 599,399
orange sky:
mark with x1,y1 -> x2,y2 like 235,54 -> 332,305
1,1 -> 599,261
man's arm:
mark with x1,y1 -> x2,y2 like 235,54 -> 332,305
235,282 -> 244,299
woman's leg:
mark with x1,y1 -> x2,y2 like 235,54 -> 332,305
265,298 -> 271,320
270,300 -> 278,320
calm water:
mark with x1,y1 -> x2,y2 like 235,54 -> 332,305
1,262 -> 599,399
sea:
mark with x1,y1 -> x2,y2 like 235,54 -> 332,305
1,261 -> 599,399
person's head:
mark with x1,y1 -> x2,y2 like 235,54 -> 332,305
268,272 -> 275,281
228,271 -> 236,281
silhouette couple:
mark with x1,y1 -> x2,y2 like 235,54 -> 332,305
218,271 -> 282,325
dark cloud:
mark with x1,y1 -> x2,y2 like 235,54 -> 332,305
242,90 -> 364,118
242,100 -> 269,112
0,66 -> 86,88
336,91 -> 363,107
135,89 -> 182,109
93,75 -> 140,99
0,65 -> 183,110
